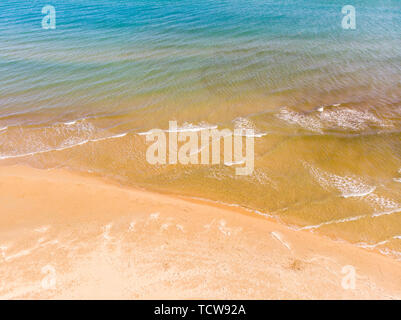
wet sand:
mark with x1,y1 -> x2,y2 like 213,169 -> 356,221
0,165 -> 400,299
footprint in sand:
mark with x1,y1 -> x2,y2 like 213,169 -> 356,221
203,219 -> 216,231
160,223 -> 171,231
149,212 -> 160,221
204,219 -> 241,236
34,226 -> 50,233
128,221 -> 136,232
161,220 -> 184,232
218,220 -> 232,236
102,223 -> 113,240
0,245 -> 8,260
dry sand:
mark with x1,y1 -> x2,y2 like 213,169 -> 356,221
0,165 -> 400,299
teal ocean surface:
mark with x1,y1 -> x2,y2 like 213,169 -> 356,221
1,1 -> 401,257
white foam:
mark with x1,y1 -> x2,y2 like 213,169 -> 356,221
302,207 -> 401,231
305,163 -> 376,199
166,123 -> 218,133
320,108 -> 384,131
106,132 -> 127,139
224,160 -> 245,166
234,130 -> 267,137
357,234 -> 401,249
64,120 -> 78,126
301,214 -> 367,230
276,107 -> 323,133
358,239 -> 390,249
365,193 -> 400,212
371,208 -> 401,218
248,169 -> 278,188
317,103 -> 340,113
0,132 -> 128,160
137,130 -> 153,136
0,127 -> 7,131
138,123 -> 218,135
233,117 -> 267,137
277,106 -> 390,133
342,186 -> 376,198
304,163 -> 401,224
394,169 -> 401,183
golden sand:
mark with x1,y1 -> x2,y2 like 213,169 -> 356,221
0,165 -> 400,299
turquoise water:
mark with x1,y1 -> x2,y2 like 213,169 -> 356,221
1,0 -> 400,124
1,1 -> 401,257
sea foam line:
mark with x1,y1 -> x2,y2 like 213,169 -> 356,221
0,132 -> 128,160
300,214 -> 368,230
64,120 -> 78,126
234,131 -> 267,138
372,208 -> 401,218
357,234 -> 401,249
303,162 -> 377,199
224,160 -> 245,166
301,208 -> 401,230
137,124 -> 218,136
342,186 -> 376,198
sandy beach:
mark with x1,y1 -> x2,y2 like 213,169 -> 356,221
0,165 -> 400,299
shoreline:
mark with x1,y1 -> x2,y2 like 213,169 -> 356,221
1,164 -> 401,299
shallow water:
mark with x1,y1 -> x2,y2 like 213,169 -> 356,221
1,0 -> 401,257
